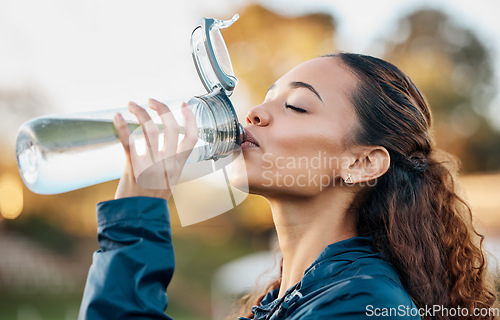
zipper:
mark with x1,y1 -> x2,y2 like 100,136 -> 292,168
265,283 -> 301,320
277,290 -> 303,317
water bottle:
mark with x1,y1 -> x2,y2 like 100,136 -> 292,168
16,88 -> 246,194
15,14 -> 245,195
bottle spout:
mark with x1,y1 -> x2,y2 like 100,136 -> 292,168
238,123 -> 246,145
212,13 -> 239,30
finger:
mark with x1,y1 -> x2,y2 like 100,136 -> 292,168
148,98 -> 180,159
149,98 -> 180,191
128,101 -> 159,160
176,102 -> 198,164
113,112 -> 132,161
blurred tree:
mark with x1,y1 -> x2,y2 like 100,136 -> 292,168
380,9 -> 500,172
222,4 -> 337,106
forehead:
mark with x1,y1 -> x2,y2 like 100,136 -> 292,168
276,57 -> 357,104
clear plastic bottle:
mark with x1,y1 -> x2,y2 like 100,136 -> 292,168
16,88 -> 246,194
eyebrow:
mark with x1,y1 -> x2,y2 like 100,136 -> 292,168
267,81 -> 323,102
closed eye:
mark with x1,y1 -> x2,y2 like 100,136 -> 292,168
285,103 -> 307,113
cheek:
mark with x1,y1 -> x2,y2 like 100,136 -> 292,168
272,128 -> 347,173
237,122 -> 350,195
271,118 -> 345,150
276,134 -> 347,189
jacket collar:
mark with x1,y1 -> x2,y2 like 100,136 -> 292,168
257,236 -> 382,304
304,236 -> 376,273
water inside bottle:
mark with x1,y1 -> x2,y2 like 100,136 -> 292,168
16,117 -> 217,194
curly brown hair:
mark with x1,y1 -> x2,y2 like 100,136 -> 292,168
240,53 -> 498,319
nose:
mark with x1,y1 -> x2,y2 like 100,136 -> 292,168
246,105 -> 271,126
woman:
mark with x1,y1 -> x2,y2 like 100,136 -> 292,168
78,53 -> 498,320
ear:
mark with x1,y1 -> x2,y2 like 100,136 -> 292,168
344,146 -> 390,183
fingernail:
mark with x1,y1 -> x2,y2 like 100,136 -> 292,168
114,113 -> 124,121
181,102 -> 188,108
148,98 -> 159,110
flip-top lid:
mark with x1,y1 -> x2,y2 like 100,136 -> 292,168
191,14 -> 239,96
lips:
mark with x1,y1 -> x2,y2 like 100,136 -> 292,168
241,129 -> 259,149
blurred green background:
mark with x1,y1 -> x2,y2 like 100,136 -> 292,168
1,1 -> 499,319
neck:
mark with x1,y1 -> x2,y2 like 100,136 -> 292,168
267,187 -> 358,298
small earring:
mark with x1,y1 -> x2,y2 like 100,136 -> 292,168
345,173 -> 353,184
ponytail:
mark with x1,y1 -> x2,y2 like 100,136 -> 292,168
336,52 -> 498,319
356,149 -> 497,319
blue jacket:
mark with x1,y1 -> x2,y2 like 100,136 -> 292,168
79,197 -> 421,319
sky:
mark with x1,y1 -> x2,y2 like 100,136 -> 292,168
1,0 -> 499,146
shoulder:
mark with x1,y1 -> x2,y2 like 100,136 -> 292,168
285,237 -> 421,319
327,274 -> 415,308
292,275 -> 420,320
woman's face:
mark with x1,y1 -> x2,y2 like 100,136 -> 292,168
230,57 -> 359,197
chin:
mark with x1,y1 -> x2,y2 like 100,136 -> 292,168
228,174 -> 249,193
227,152 -> 249,193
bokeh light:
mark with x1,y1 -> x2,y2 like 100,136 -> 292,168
0,173 -> 23,220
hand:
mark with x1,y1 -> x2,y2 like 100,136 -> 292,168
112,99 -> 198,200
